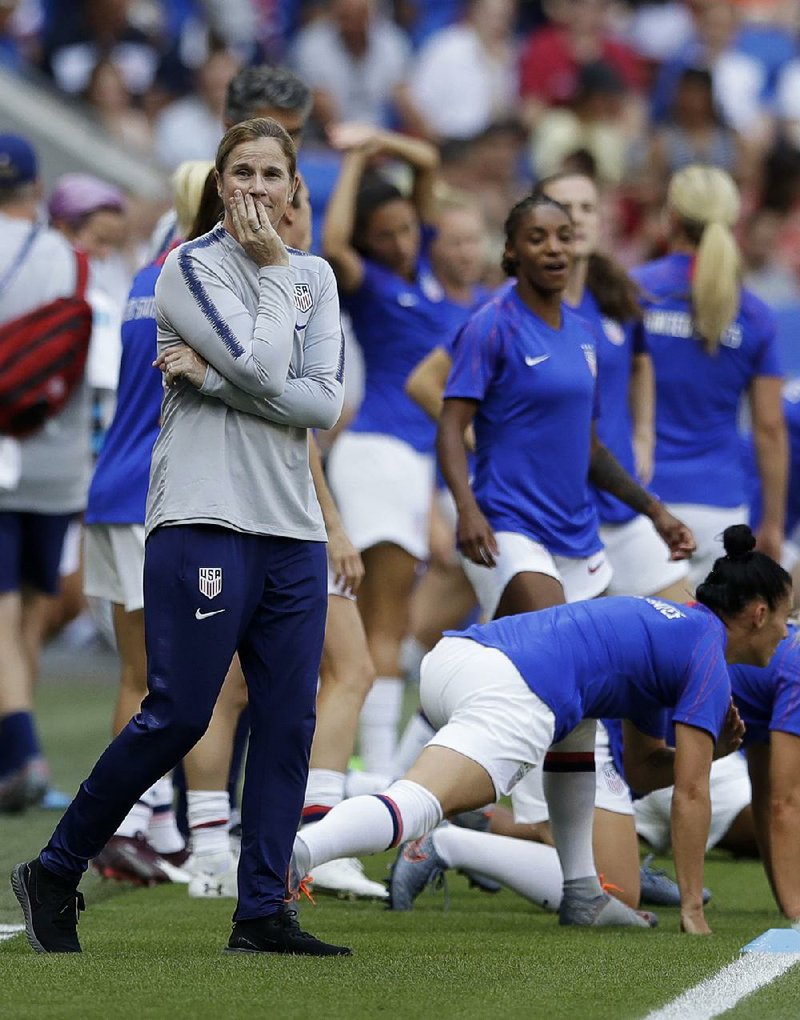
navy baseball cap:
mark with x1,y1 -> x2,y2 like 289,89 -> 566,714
0,134 -> 38,188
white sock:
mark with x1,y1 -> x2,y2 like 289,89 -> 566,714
144,775 -> 185,854
302,768 -> 346,825
543,759 -> 597,882
358,676 -> 404,773
400,636 -> 427,683
391,710 -> 435,776
115,799 -> 152,839
294,779 -> 443,873
344,769 -> 394,798
187,790 -> 230,867
432,825 -> 563,911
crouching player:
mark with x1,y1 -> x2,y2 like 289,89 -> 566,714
290,526 -> 790,935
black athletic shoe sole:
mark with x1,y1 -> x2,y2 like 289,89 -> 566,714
223,944 -> 353,957
10,863 -> 48,954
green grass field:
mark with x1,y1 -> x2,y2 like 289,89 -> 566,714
2,651 -> 799,1019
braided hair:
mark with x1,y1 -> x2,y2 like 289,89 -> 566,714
501,194 -> 572,278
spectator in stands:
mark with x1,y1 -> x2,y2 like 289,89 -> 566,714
154,46 -> 242,171
403,0 -> 519,141
650,0 -> 773,145
519,0 -> 646,131
41,0 -> 160,99
289,0 -> 411,135
530,60 -> 631,184
741,207 -> 800,308
636,67 -> 749,203
0,135 -> 93,813
84,58 -> 153,156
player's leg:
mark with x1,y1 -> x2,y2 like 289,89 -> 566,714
356,541 -> 418,772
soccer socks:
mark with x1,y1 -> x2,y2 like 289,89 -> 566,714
391,710 -> 436,777
144,776 -> 185,854
542,745 -> 597,884
115,799 -> 152,839
294,780 -> 443,873
302,768 -> 346,825
187,790 -> 231,873
432,825 -> 564,910
0,711 -> 41,776
358,677 -> 404,774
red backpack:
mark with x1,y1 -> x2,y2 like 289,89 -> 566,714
0,236 -> 93,438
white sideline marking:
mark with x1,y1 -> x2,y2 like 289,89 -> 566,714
644,952 -> 800,1020
0,923 -> 24,943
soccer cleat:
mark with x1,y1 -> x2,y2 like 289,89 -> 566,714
639,854 -> 711,907
559,888 -> 657,928
0,757 -> 49,814
308,858 -> 389,901
225,905 -> 352,956
91,833 -> 191,887
388,833 -> 448,911
10,859 -> 85,953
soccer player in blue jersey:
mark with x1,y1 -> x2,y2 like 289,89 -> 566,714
12,119 -> 349,956
633,164 -> 787,586
731,627 -> 800,923
290,525 -> 791,935
323,123 -> 451,773
438,194 -> 693,621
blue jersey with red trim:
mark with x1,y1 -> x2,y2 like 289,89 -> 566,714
633,253 -> 781,507
575,290 -> 648,525
448,596 -> 731,743
85,257 -> 167,524
730,630 -> 800,746
444,285 -> 602,558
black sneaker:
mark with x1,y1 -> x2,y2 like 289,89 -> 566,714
10,859 -> 85,953
225,904 -> 352,957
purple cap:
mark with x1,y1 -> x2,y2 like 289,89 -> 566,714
0,134 -> 38,188
48,173 -> 126,226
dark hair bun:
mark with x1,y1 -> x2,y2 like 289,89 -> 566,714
722,524 -> 756,560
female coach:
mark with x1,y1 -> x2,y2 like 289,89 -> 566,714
12,118 -> 349,958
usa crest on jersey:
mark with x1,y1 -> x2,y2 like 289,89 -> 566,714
294,283 -> 313,313
198,567 -> 222,599
581,343 -> 597,378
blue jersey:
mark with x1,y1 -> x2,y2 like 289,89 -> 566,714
449,596 -> 731,744
576,290 -> 647,526
85,261 -> 165,525
344,232 -> 460,454
730,631 -> 800,746
444,285 -> 601,558
633,253 -> 781,507
747,381 -> 800,536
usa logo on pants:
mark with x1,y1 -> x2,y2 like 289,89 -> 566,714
198,567 -> 222,599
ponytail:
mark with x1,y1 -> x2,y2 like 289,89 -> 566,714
667,165 -> 742,355
695,525 -> 790,617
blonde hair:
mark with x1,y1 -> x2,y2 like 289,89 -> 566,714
667,165 -> 741,354
172,160 -> 214,237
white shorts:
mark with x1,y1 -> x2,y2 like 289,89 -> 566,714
601,515 -> 690,597
461,530 -> 612,619
511,721 -> 633,824
327,562 -> 356,601
83,523 -> 146,612
58,517 -> 83,578
420,636 -> 556,799
326,432 -> 434,561
634,750 -> 751,853
666,504 -> 749,590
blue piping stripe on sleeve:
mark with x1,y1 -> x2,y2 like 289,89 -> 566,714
335,329 -> 345,383
177,226 -> 245,359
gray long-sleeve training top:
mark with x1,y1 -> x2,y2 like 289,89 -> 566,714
147,224 -> 344,540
